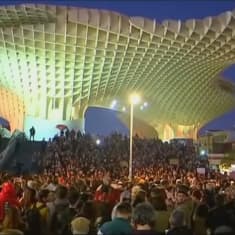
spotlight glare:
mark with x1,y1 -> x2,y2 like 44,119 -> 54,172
96,139 -> 101,145
110,99 -> 117,109
129,93 -> 140,105
200,150 -> 206,155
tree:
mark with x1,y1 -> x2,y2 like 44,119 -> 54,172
220,151 -> 235,168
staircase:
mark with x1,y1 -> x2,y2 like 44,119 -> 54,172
0,138 -> 9,152
1,139 -> 42,174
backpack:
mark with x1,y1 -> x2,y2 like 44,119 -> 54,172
50,204 -> 73,235
25,204 -> 46,235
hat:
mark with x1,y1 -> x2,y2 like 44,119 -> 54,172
177,184 -> 189,196
71,217 -> 90,235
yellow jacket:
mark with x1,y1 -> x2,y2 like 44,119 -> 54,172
35,202 -> 49,223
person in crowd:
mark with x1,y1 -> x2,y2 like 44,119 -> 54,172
41,138 -> 47,153
94,174 -> 120,206
1,131 -> 235,235
94,174 -> 120,221
149,187 -> 171,233
167,209 -> 192,235
98,202 -> 132,235
132,202 -> 161,235
119,182 -> 131,204
132,189 -> 146,208
175,184 -> 194,229
191,189 -> 208,235
36,189 -> 50,233
1,206 -> 24,232
21,187 -> 41,235
206,193 -> 231,235
50,185 -> 71,235
29,127 -> 36,141
68,187 -> 80,219
71,217 -> 90,235
0,182 -> 19,222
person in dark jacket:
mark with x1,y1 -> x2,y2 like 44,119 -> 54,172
132,202 -> 162,235
98,202 -> 132,235
206,194 -> 231,234
167,209 -> 192,235
50,185 -> 71,235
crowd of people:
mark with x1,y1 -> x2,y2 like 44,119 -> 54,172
0,130 -> 234,235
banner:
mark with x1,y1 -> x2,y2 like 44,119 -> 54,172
197,167 -> 206,175
169,158 -> 179,165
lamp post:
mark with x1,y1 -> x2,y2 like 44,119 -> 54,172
129,93 -> 140,181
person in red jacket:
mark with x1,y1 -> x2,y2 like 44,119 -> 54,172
94,174 -> 120,206
94,174 -> 121,225
0,182 -> 19,221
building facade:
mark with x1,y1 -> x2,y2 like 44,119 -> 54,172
0,4 -> 235,139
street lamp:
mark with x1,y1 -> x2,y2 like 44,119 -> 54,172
96,139 -> 101,145
129,93 -> 141,181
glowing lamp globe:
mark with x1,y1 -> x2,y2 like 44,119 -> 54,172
129,93 -> 141,105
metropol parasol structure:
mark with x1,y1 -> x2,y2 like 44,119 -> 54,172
0,4 -> 235,140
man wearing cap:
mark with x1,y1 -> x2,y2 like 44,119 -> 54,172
175,184 -> 194,229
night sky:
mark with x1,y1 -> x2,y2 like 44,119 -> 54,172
1,0 -> 235,136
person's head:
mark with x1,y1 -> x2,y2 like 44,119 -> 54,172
132,202 -> 156,230
71,217 -> 90,235
215,194 -> 225,207
169,209 -> 186,229
103,174 -> 111,186
120,190 -> 131,203
115,202 -> 132,220
132,190 -> 146,207
68,187 -> 79,206
55,185 -> 68,200
131,185 -> 141,200
38,189 -> 49,203
27,180 -> 38,191
176,185 -> 189,204
149,188 -> 167,211
191,190 -> 202,203
24,187 -> 36,207
47,191 -> 55,202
